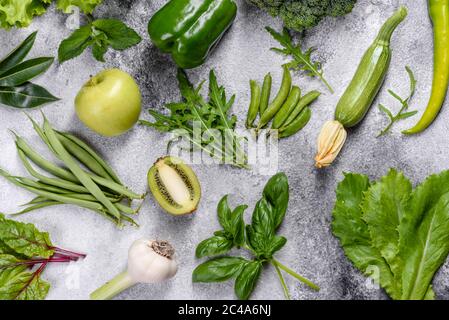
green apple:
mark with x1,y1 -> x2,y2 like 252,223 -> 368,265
75,68 -> 142,137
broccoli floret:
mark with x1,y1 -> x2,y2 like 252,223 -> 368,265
248,0 -> 357,32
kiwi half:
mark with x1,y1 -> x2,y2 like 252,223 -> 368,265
148,156 -> 201,215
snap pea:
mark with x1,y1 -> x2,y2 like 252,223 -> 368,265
279,107 -> 312,138
283,91 -> 321,127
259,73 -> 272,115
272,86 -> 301,129
56,133 -> 114,181
246,80 -> 261,129
258,66 -> 292,129
42,118 -> 121,220
17,148 -> 89,194
58,132 -> 122,185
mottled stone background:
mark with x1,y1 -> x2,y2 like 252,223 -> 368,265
0,0 -> 447,300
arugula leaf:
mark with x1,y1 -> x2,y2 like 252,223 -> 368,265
363,169 -> 411,288
195,236 -> 233,259
332,173 -> 401,299
58,19 -> 141,63
140,69 -> 247,169
0,214 -> 53,258
266,27 -> 333,93
192,257 -> 248,283
234,260 -> 262,300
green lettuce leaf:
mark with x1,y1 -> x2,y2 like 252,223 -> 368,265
0,264 -> 49,300
332,173 -> 401,299
56,0 -> 102,14
0,0 -> 50,29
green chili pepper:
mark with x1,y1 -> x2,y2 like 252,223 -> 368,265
279,107 -> 312,139
246,80 -> 261,129
403,0 -> 449,134
283,91 -> 321,127
258,66 -> 292,129
148,0 -> 237,69
259,73 -> 272,115
272,86 -> 302,129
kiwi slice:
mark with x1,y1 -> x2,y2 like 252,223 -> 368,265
148,156 -> 201,215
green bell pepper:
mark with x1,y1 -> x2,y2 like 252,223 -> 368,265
148,0 -> 237,69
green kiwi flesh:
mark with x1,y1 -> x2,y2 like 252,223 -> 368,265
148,156 -> 201,215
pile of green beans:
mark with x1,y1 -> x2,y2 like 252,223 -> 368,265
246,66 -> 321,139
0,115 -> 144,227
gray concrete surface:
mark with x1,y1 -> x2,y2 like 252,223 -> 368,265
0,0 -> 448,300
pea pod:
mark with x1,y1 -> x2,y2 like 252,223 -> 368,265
272,86 -> 301,129
282,90 -> 320,128
279,107 -> 312,139
259,73 -> 272,115
246,80 -> 261,128
258,66 -> 291,129
403,0 -> 449,134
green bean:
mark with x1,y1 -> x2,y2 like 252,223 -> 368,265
283,91 -> 321,127
246,80 -> 261,129
42,118 -> 121,220
89,175 -> 143,200
259,73 -> 272,115
58,132 -> 122,185
21,196 -> 48,206
15,136 -> 78,183
14,177 -> 71,194
272,86 -> 301,129
279,107 -> 312,139
17,148 -> 89,194
114,202 -> 136,215
258,66 -> 292,129
10,201 -> 61,216
25,113 -> 55,153
57,133 -> 114,182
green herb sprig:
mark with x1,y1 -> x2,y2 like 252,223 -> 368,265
0,32 -> 58,109
192,173 -> 319,300
266,27 -> 333,93
140,69 -> 248,169
0,214 -> 85,300
378,66 -> 418,136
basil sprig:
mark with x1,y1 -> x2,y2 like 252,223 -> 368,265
192,173 -> 319,300
0,32 -> 58,109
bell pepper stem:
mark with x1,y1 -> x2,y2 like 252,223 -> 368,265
90,271 -> 136,300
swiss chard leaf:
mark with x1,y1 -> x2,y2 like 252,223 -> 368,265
0,214 -> 54,258
0,265 -> 49,300
195,236 -> 233,259
234,260 -> 262,300
192,257 -> 248,283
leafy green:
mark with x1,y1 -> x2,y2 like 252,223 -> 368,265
378,66 -> 418,136
140,69 -> 248,169
56,0 -> 103,14
193,173 -> 319,300
58,19 -> 141,63
332,169 -> 449,300
0,214 -> 84,300
0,32 -> 58,109
266,27 -> 333,93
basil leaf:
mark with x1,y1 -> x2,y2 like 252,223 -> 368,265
0,266 -> 49,300
230,205 -> 247,246
0,82 -> 59,109
195,236 -> 233,259
0,32 -> 36,74
192,257 -> 248,283
266,236 -> 287,257
246,198 -> 276,257
0,216 -> 54,258
58,25 -> 93,64
262,172 -> 289,229
92,19 -> 142,50
217,195 -> 232,232
234,260 -> 262,300
0,57 -> 54,87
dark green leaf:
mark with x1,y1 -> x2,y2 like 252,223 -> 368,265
217,195 -> 232,232
266,236 -> 287,256
92,19 -> 142,50
0,82 -> 59,109
192,257 -> 248,283
0,57 -> 54,87
230,205 -> 247,246
0,32 -> 36,74
195,236 -> 233,258
262,172 -> 289,229
92,42 -> 107,62
0,215 -> 53,258
234,260 -> 262,300
58,25 -> 93,63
